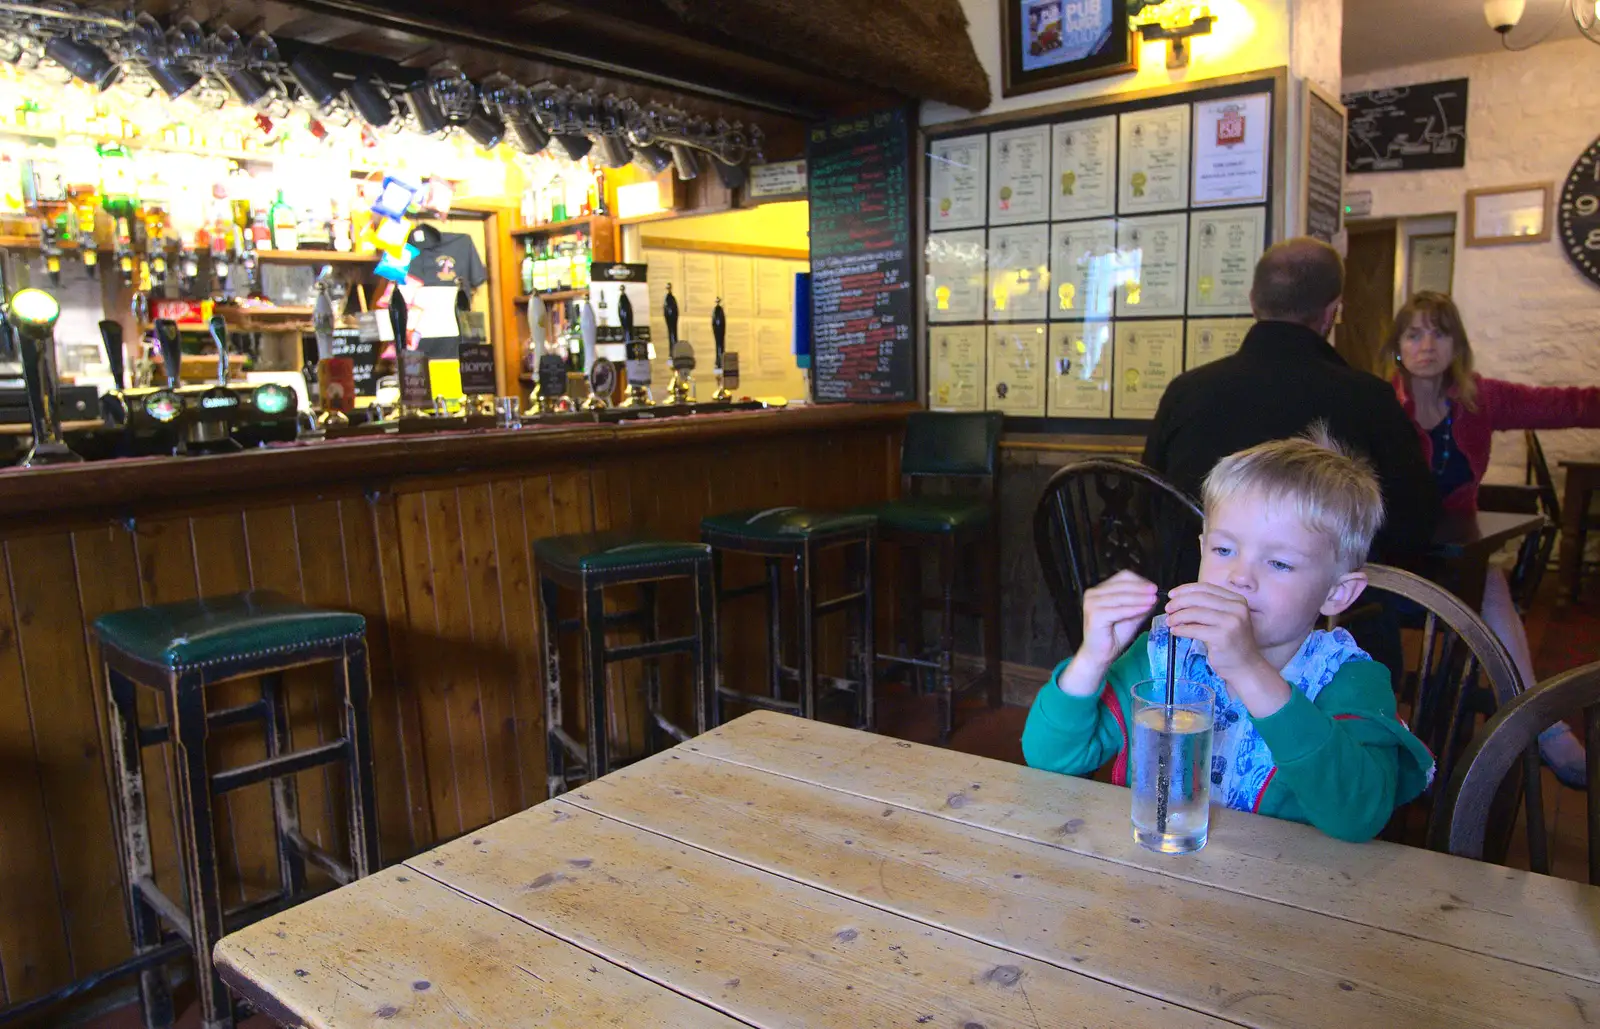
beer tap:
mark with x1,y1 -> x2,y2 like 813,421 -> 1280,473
618,288 -> 651,408
9,289 -> 81,466
98,319 -> 128,426
530,295 -> 565,415
663,285 -> 693,405
664,283 -> 679,350
579,300 -> 611,411
154,318 -> 182,390
392,291 -> 429,421
313,279 -> 347,428
712,297 -> 732,402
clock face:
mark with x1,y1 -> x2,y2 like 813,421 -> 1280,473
1559,136 -> 1600,286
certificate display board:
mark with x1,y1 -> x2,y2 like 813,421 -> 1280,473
921,72 -> 1282,426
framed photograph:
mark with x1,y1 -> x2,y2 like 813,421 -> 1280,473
1465,183 -> 1551,246
1407,232 -> 1455,295
1002,0 -> 1138,99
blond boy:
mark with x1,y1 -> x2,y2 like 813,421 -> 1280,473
1023,431 -> 1434,842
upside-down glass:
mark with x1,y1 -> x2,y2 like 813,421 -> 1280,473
1130,679 -> 1215,854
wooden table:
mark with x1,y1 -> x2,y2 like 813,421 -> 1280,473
1558,460 -> 1600,601
215,711 -> 1600,1028
1430,509 -> 1547,609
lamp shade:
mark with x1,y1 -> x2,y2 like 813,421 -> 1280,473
1484,0 -> 1526,30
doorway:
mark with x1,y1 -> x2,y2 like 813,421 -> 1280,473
1336,219 -> 1396,376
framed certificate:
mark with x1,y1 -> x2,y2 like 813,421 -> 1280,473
1049,218 -> 1117,320
990,125 -> 1051,225
1408,232 -> 1455,295
926,229 -> 989,323
1113,319 -> 1183,418
1052,115 -> 1118,221
1466,183 -> 1551,246
1048,321 -> 1112,418
928,134 -> 988,230
1187,206 -> 1266,316
988,223 -> 1051,321
1115,213 -> 1189,318
1192,93 -> 1270,206
929,325 -> 987,411
987,323 -> 1048,416
1185,317 -> 1252,370
1119,104 -> 1192,214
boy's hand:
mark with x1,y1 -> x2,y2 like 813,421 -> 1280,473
1165,583 -> 1290,716
1077,570 -> 1160,670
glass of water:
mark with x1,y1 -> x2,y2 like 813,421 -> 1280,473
1130,679 -> 1215,854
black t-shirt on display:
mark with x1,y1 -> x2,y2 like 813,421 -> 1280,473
405,231 -> 487,360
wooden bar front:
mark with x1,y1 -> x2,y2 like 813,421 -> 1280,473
0,404 -> 907,1010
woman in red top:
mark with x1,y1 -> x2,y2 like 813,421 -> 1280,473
1387,291 -> 1600,788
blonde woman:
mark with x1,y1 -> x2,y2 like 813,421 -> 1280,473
1387,291 -> 1600,788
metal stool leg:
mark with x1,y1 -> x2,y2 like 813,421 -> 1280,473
709,550 -> 727,728
171,672 -> 231,1029
797,543 -> 817,721
106,665 -> 174,1029
693,558 -> 716,737
540,575 -> 568,797
860,534 -> 877,733
936,534 -> 957,744
981,526 -> 1004,710
640,582 -> 664,755
340,639 -> 380,877
581,581 -> 611,783
765,557 -> 784,701
259,672 -> 307,899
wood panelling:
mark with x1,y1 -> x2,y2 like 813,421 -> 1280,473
0,411 -> 901,1010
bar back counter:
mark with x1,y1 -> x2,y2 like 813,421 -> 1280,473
0,403 -> 907,1006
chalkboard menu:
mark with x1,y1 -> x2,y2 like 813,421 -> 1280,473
806,108 -> 915,403
328,327 -> 379,396
1303,86 -> 1346,243
1343,78 -> 1468,174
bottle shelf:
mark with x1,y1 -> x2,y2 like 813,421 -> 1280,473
254,249 -> 378,264
510,216 -> 604,237
514,289 -> 589,304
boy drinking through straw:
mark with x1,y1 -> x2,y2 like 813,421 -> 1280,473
1023,429 -> 1434,842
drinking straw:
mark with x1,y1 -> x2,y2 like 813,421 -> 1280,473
1156,626 -> 1176,834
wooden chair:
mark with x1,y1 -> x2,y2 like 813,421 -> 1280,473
1032,458 -> 1201,650
1346,565 -> 1539,854
1476,429 -> 1561,613
1432,661 -> 1597,884
1528,428 -> 1600,600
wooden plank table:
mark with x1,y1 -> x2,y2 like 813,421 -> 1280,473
1429,509 -> 1547,609
1557,460 -> 1600,602
215,711 -> 1600,1028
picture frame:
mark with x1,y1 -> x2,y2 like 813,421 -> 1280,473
1407,232 -> 1455,295
1002,0 -> 1138,99
1464,183 -> 1551,247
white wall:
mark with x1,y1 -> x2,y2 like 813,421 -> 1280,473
1345,38 -> 1600,485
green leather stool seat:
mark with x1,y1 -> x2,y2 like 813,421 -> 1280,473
863,496 -> 990,534
533,532 -> 711,575
701,506 -> 877,543
93,590 -> 365,671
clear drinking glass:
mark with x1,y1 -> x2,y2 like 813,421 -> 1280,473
1130,679 -> 1216,854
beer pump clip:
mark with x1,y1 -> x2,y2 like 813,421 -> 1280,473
529,291 -> 567,415
176,316 -> 242,453
618,288 -> 652,408
8,288 -> 82,466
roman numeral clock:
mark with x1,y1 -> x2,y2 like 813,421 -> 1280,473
1559,137 -> 1600,286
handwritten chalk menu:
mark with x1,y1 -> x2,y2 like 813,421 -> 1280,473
806,108 -> 915,403
1343,78 -> 1467,173
1304,86 -> 1346,242
329,328 -> 379,396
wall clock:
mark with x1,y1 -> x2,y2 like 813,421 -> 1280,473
1558,136 -> 1600,286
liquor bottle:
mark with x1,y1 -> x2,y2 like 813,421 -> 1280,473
268,190 -> 298,251
554,239 -> 572,291
520,240 -> 535,295
572,232 -> 591,290
297,197 -> 331,250
532,240 -> 546,294
330,200 -> 353,253
592,168 -> 609,217
550,171 -> 567,222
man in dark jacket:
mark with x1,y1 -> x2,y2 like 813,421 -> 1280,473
1143,236 -> 1438,567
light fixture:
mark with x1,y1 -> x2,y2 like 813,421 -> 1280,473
1486,0 -> 1600,47
1131,2 -> 1215,68
1484,0 -> 1526,32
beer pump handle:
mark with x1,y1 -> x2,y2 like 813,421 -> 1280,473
154,319 -> 182,389
209,315 -> 229,385
663,285 -> 679,347
389,291 -> 407,349
712,298 -> 726,368
579,301 -> 597,377
98,320 -> 125,390
617,289 -> 634,343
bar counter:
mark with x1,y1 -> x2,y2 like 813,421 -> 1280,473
0,402 -> 910,1010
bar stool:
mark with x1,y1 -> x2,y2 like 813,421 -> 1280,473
700,507 -> 876,730
94,591 -> 378,1029
535,531 -> 715,796
866,411 -> 1003,743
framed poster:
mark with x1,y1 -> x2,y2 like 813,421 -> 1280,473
1052,115 -> 1118,220
928,134 -> 988,230
1192,93 -> 1270,206
989,125 -> 1051,225
1049,218 -> 1118,320
1048,321 -> 1112,417
1185,317 -> 1251,370
1302,82 -> 1346,242
1002,0 -> 1138,99
1112,319 -> 1183,418
929,325 -> 987,410
987,323 -> 1048,415
1115,213 -> 1189,318
1187,206 -> 1266,317
1119,104 -> 1192,214
926,229 -> 988,322
1466,183 -> 1551,246
988,223 -> 1051,321
1408,232 -> 1455,295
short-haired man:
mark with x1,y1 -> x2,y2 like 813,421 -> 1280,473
1143,237 -> 1438,567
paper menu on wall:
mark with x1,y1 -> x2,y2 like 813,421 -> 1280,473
756,260 -> 794,316
753,318 -> 790,374
682,252 -> 718,317
645,249 -> 684,311
720,256 -> 755,318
